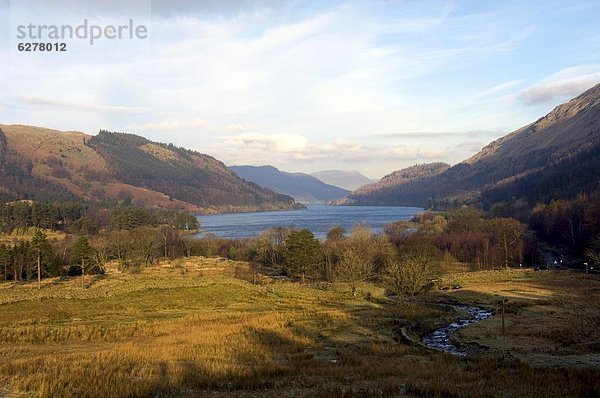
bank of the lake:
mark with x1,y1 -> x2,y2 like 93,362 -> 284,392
195,204 -> 422,239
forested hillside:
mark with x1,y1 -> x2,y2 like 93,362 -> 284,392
0,125 -> 301,213
0,128 -> 79,203
338,163 -> 450,206
340,84 -> 600,210
87,131 -> 300,211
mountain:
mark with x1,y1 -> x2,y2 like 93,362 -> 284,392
340,83 -> 600,209
338,163 -> 450,206
0,126 -> 79,203
229,165 -> 350,203
311,170 -> 374,191
0,125 -> 301,213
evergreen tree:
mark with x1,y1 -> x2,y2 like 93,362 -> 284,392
31,230 -> 52,289
284,229 -> 320,283
0,244 -> 11,281
71,236 -> 94,288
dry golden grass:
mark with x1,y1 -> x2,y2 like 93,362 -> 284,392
0,124 -> 102,169
0,228 -> 67,244
0,260 -> 598,397
439,269 -> 600,367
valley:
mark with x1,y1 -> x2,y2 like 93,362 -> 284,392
1,258 -> 598,397
1,5 -> 599,396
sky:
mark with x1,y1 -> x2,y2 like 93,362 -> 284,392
0,0 -> 599,179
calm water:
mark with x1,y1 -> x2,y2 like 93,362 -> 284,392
195,204 -> 422,239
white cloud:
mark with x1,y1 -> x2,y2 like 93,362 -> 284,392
211,132 -> 447,166
518,66 -> 600,105
1,2 -> 599,177
223,133 -> 309,153
474,80 -> 522,99
223,123 -> 255,132
127,118 -> 208,131
11,95 -> 153,114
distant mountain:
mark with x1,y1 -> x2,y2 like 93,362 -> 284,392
340,83 -> 600,209
229,165 -> 350,203
0,125 -> 301,213
311,170 -> 374,191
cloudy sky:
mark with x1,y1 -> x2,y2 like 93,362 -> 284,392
0,0 -> 599,178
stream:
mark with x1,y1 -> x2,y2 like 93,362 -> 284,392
421,305 -> 494,356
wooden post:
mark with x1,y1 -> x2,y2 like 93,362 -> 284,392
501,298 -> 507,359
37,251 -> 41,290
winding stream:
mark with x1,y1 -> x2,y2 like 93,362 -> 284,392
422,305 -> 493,356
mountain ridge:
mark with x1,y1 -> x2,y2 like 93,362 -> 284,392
229,165 -> 349,203
310,170 -> 374,191
339,83 -> 600,208
0,125 -> 301,213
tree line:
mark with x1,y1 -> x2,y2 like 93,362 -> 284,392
529,191 -> 600,259
0,201 -> 85,233
0,200 -> 200,285
2,200 -> 598,298
0,201 -> 199,235
183,210 -> 536,298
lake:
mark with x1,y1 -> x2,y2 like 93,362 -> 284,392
195,204 -> 422,239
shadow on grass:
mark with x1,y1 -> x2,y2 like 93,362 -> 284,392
142,288 -> 600,398
3,271 -> 600,398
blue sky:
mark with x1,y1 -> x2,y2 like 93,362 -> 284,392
0,0 -> 599,178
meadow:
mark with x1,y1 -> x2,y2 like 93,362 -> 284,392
0,258 -> 599,397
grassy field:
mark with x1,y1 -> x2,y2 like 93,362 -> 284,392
441,270 -> 600,367
0,259 -> 599,397
0,228 -> 67,244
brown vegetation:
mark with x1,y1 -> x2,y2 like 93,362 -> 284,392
0,125 -> 300,213
339,83 -> 600,210
0,261 -> 598,397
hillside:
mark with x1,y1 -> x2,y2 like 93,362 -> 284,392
0,126 -> 80,203
229,165 -> 349,203
0,125 -> 300,213
339,162 -> 450,206
337,163 -> 449,206
340,84 -> 600,208
311,170 -> 374,191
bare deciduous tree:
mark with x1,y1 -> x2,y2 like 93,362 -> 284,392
489,218 -> 526,268
585,235 -> 600,265
257,227 -> 291,268
336,249 -> 373,297
382,253 -> 434,301
91,236 -> 110,274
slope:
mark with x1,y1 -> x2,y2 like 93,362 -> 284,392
338,163 -> 450,206
229,165 -> 350,203
340,83 -> 600,208
0,125 -> 300,213
311,170 -> 374,191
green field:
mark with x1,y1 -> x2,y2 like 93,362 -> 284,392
1,259 -> 599,397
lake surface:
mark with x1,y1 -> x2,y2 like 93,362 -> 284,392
195,204 -> 422,239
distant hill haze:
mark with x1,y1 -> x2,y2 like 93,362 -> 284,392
0,125 -> 301,213
310,170 -> 374,191
340,83 -> 600,208
229,165 -> 350,203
